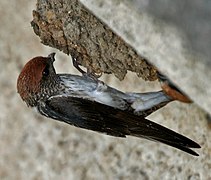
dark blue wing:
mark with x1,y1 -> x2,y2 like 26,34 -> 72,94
38,96 -> 200,156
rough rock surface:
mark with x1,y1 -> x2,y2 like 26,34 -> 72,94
80,0 -> 211,115
0,1 -> 210,180
31,0 -> 157,81
31,0 -> 211,114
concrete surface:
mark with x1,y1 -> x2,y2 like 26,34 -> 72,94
80,0 -> 211,115
0,1 -> 210,180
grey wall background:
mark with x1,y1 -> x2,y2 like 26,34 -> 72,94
131,0 -> 211,64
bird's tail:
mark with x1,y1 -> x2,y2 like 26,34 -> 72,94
128,117 -> 201,156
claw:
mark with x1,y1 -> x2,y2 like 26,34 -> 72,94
72,57 -> 102,79
87,68 -> 102,79
72,57 -> 86,74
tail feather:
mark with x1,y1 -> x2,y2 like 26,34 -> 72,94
129,118 -> 200,156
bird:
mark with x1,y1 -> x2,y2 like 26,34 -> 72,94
17,53 -> 200,156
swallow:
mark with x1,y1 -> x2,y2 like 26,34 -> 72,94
17,53 -> 200,156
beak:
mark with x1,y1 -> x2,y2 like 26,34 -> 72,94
48,52 -> 56,62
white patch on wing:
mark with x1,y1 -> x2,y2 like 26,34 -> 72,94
90,90 -> 113,106
131,99 -> 148,112
132,95 -> 169,112
88,81 -> 117,107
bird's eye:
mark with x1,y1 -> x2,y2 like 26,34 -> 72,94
43,66 -> 49,76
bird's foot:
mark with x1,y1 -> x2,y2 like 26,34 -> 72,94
72,57 -> 86,74
72,57 -> 102,80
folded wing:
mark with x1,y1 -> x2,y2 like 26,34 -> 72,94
38,96 -> 200,156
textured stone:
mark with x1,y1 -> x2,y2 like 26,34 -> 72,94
31,0 -> 157,81
80,0 -> 211,115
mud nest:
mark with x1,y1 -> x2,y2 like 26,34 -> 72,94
31,0 -> 157,81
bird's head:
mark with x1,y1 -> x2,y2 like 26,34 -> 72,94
17,53 -> 59,107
